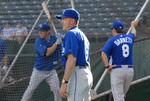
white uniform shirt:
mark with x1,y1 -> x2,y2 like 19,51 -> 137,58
15,27 -> 28,35
2,27 -> 15,38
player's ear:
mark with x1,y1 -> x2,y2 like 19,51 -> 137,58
71,18 -> 75,24
113,28 -> 116,33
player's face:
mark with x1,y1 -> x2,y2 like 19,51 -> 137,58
61,18 -> 72,32
39,31 -> 49,39
6,24 -> 10,28
17,23 -> 22,28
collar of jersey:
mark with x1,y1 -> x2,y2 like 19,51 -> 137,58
69,26 -> 77,31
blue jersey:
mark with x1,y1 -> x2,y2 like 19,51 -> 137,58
34,34 -> 61,71
62,26 -> 90,69
102,34 -> 135,65
0,38 -> 7,64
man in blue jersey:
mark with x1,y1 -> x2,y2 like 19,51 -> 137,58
101,20 -> 139,101
21,23 -> 62,101
56,9 -> 93,101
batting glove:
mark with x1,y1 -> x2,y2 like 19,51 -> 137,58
3,66 -> 8,72
55,38 -> 62,45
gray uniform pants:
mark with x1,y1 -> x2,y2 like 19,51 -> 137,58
110,65 -> 134,101
67,66 -> 93,101
21,68 -> 62,101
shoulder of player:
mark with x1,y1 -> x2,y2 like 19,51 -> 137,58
65,31 -> 82,41
50,34 -> 56,38
35,37 -> 44,44
67,29 -> 81,36
125,33 -> 135,39
66,31 -> 74,37
107,37 -> 115,42
20,27 -> 27,30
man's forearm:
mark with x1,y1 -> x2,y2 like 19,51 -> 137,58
3,55 -> 7,66
131,25 -> 136,37
63,54 -> 76,81
101,52 -> 109,67
46,44 -> 57,56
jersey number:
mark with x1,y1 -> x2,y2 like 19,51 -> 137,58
122,44 -> 129,57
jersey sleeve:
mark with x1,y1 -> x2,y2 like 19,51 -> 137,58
35,39 -> 47,56
101,39 -> 113,59
128,33 -> 135,40
64,32 -> 79,58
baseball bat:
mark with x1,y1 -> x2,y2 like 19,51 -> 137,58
42,2 -> 58,36
70,0 -> 75,9
2,1 -> 52,83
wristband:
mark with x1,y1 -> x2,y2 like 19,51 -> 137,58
105,65 -> 110,68
62,79 -> 68,84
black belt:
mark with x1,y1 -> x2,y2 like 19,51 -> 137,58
113,65 -> 133,69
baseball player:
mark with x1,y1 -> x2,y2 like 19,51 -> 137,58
56,9 -> 93,101
21,23 -> 62,101
101,19 -> 139,101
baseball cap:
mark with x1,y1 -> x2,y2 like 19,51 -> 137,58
5,20 -> 10,24
38,23 -> 50,31
18,20 -> 22,23
111,21 -> 124,29
56,9 -> 80,20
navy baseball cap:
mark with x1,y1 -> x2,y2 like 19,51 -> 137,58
111,21 -> 124,29
5,20 -> 10,24
56,9 -> 80,20
38,23 -> 50,31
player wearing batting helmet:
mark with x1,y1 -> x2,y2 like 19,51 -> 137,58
101,20 -> 139,101
21,23 -> 62,101
56,9 -> 93,101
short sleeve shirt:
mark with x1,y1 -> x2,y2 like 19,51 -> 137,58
34,34 -> 62,71
101,34 -> 135,65
62,26 -> 90,69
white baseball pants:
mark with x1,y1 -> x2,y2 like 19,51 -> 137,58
21,68 -> 62,101
110,65 -> 134,101
67,66 -> 93,101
